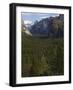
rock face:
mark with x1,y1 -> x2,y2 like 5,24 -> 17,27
30,14 -> 64,38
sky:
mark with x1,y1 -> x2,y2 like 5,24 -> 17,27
21,12 -> 59,25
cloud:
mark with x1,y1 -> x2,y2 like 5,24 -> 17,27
51,14 -> 59,17
24,20 -> 32,25
38,16 -> 49,21
40,16 -> 49,19
40,14 -> 59,19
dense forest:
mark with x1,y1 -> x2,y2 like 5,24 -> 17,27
21,14 -> 64,77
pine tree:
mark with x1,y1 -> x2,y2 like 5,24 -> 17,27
30,54 -> 48,76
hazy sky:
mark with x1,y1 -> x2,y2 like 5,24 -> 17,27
21,12 -> 59,25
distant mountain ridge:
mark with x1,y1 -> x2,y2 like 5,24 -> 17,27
29,14 -> 64,38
